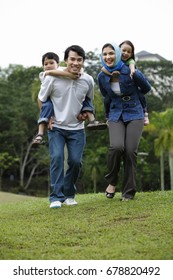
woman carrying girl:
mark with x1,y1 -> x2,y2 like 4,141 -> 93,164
102,40 -> 150,125
98,43 -> 151,201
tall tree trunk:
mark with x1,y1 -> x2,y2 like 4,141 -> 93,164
92,167 -> 97,193
168,151 -> 173,190
20,142 -> 35,190
160,150 -> 165,190
24,163 -> 39,191
0,169 -> 3,191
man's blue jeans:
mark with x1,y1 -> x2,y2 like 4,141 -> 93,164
48,127 -> 86,203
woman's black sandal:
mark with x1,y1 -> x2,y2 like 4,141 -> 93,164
32,134 -> 45,145
105,191 -> 115,199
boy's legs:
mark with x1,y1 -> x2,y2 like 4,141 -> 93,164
33,99 -> 53,144
38,99 -> 53,125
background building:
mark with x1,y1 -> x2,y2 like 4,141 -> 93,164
136,51 -> 167,62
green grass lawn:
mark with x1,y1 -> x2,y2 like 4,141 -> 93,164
0,191 -> 173,260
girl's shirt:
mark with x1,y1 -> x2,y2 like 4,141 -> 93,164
126,58 -> 135,66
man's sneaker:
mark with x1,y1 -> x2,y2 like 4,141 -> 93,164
87,120 -> 107,131
144,112 -> 150,126
50,201 -> 61,208
63,198 -> 78,205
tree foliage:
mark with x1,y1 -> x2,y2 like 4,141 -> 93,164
0,64 -> 48,193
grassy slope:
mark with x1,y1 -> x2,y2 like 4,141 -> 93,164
0,191 -> 37,204
0,191 -> 173,260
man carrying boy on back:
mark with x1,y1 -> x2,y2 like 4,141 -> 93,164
38,45 -> 94,208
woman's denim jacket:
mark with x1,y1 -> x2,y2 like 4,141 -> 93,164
98,64 -> 151,122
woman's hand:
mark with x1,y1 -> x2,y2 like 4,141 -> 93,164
112,71 -> 120,78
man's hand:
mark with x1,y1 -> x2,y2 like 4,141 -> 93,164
47,117 -> 54,130
77,112 -> 89,121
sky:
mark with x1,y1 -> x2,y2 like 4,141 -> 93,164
0,0 -> 173,68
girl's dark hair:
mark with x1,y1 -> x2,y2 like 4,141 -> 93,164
42,52 -> 59,65
119,40 -> 135,60
64,45 -> 85,61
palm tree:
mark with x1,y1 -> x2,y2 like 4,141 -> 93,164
145,109 -> 173,190
84,146 -> 107,193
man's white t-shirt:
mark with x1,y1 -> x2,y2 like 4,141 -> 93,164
38,72 -> 94,130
